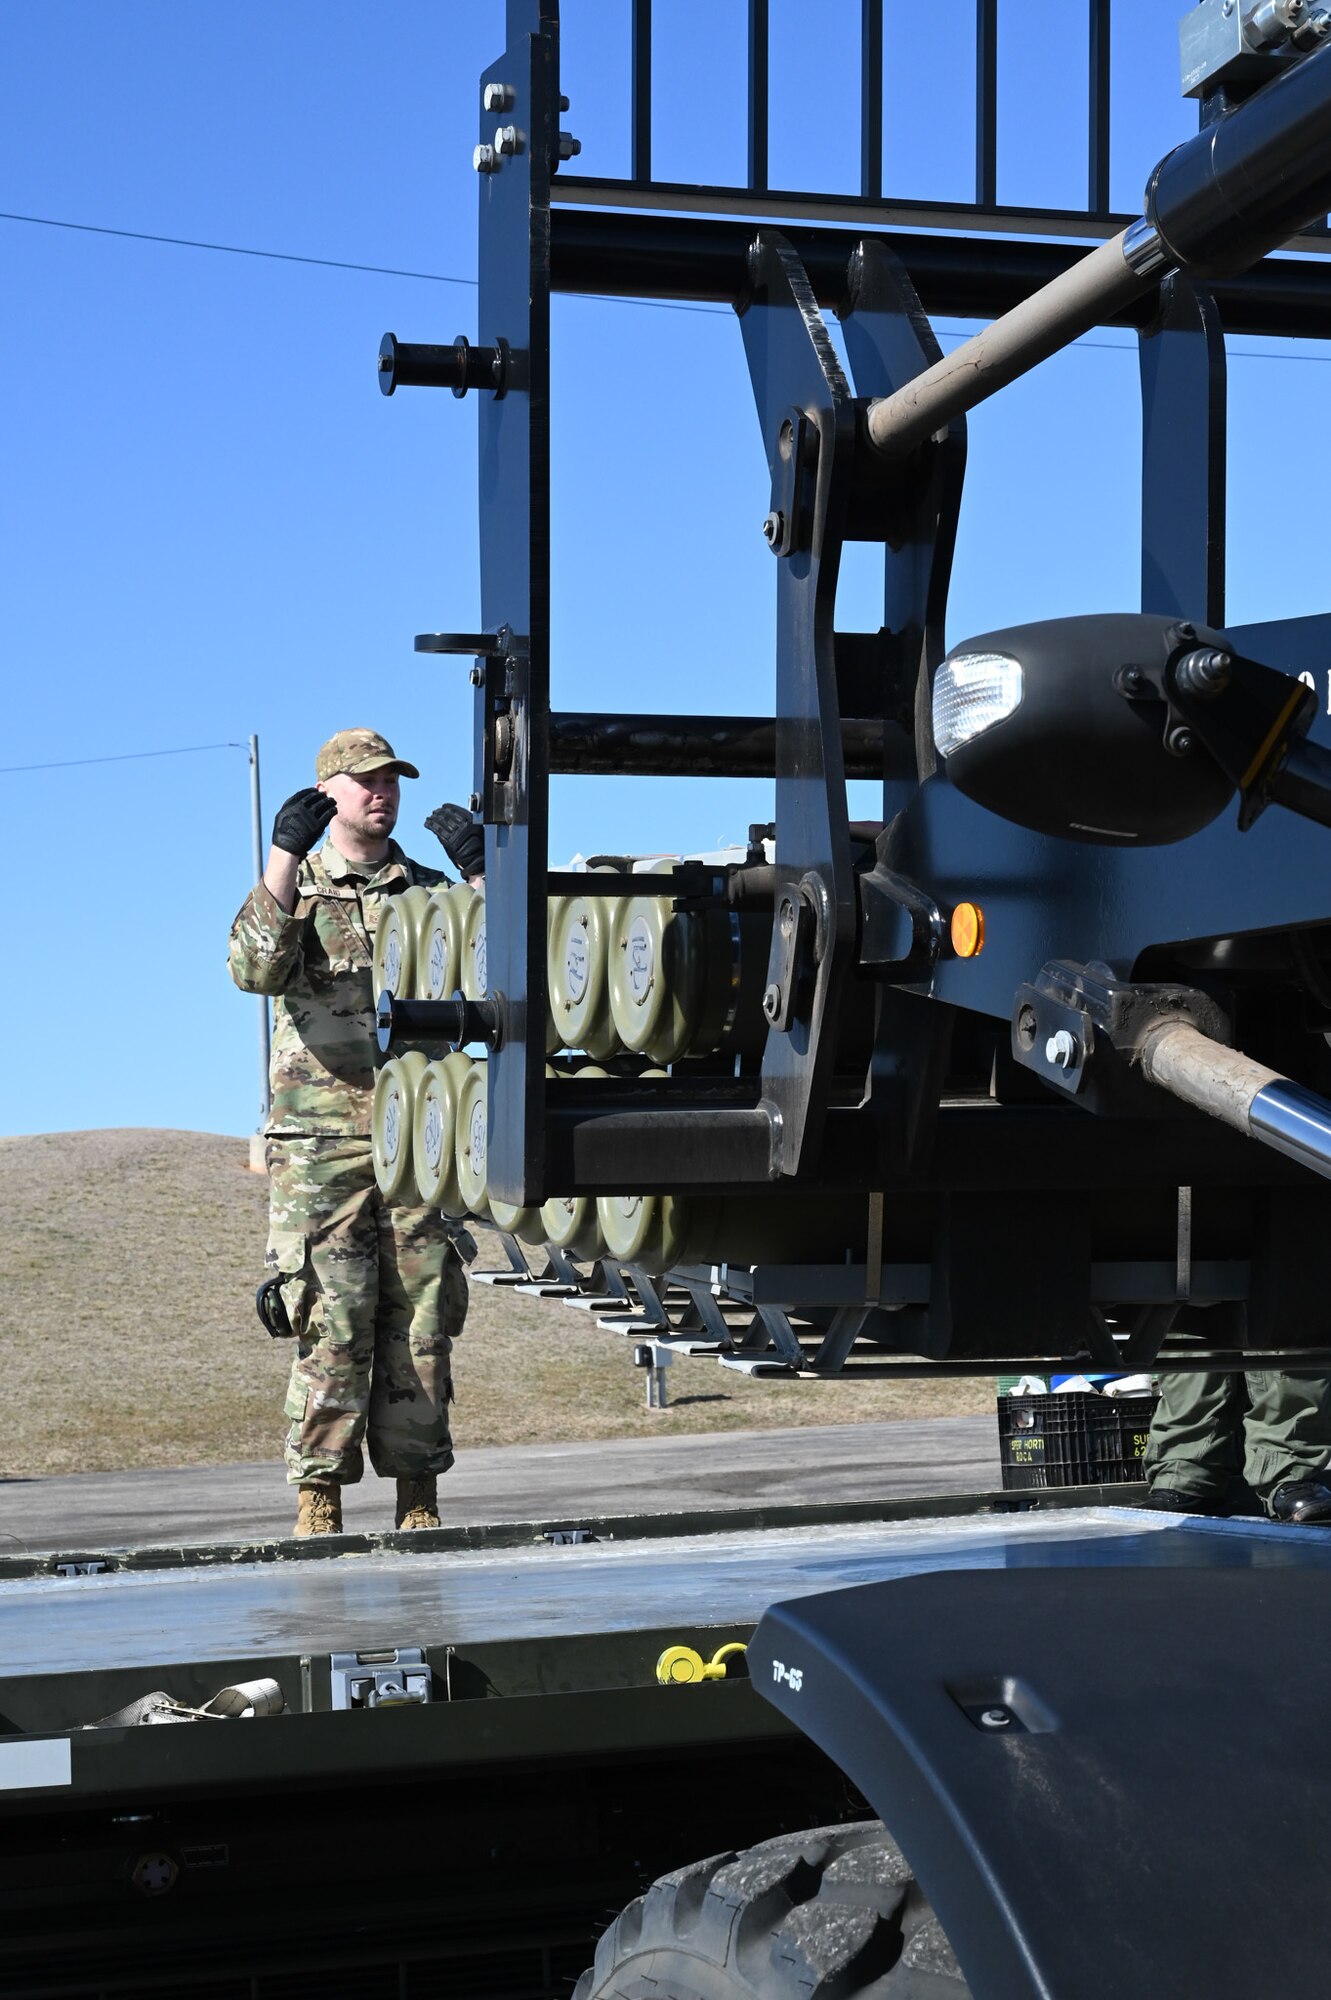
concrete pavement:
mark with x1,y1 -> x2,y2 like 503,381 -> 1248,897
0,1416 -> 1001,1553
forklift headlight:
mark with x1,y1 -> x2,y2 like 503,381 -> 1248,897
930,614 -> 1238,845
932,652 -> 1024,759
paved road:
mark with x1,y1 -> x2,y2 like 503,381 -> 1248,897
0,1417 -> 1000,1553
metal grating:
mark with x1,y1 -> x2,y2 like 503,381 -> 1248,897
556,0 -> 1330,250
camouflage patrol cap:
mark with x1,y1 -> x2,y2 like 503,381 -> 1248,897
315,728 -> 419,782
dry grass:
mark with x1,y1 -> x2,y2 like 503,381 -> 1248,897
0,1130 -> 991,1476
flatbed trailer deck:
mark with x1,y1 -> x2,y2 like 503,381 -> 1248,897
3,1489 -> 1328,1998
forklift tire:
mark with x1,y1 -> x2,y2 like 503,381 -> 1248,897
572,1820 -> 969,2000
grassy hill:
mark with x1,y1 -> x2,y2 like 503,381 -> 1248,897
0,1130 -> 991,1476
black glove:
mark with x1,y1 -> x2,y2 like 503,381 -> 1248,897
426,801 -> 485,879
271,787 -> 337,857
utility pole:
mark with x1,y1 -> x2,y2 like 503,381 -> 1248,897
248,733 -> 271,1171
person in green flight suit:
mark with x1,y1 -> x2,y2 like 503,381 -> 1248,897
1143,1367 -> 1331,1523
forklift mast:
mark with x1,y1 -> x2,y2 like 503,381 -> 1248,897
380,0 -> 1331,1378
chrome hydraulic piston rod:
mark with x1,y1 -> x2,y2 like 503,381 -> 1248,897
1140,1021 -> 1331,1183
866,39 -> 1331,459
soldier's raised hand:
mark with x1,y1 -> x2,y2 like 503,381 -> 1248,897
426,801 -> 485,880
272,787 -> 338,857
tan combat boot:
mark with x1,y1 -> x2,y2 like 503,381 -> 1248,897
294,1482 -> 343,1538
395,1474 -> 440,1531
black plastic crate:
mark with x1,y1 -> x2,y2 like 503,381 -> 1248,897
996,1391 -> 1158,1491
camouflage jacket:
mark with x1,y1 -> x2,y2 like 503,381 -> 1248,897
228,839 -> 449,1137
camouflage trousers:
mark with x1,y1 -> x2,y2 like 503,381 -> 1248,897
265,1137 -> 467,1486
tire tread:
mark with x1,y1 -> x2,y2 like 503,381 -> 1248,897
574,1820 -> 972,1999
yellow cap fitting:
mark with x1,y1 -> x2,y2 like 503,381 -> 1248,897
657,1645 -> 706,1685
655,1642 -> 747,1686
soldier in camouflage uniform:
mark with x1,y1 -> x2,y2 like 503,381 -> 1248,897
229,728 -> 484,1537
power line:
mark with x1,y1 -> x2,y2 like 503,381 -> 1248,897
0,741 -> 245,775
573,292 -> 727,317
6,207 -> 1330,347
0,207 -> 720,315
0,210 -> 478,287
932,323 -> 1331,364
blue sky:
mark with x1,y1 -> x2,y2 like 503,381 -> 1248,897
3,1 -> 1329,1137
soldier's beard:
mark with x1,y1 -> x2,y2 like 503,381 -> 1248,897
329,800 -> 395,856
332,801 -> 398,851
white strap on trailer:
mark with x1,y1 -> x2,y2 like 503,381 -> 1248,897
85,1677 -> 285,1728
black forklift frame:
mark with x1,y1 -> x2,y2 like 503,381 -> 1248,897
386,0 -> 1331,1369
